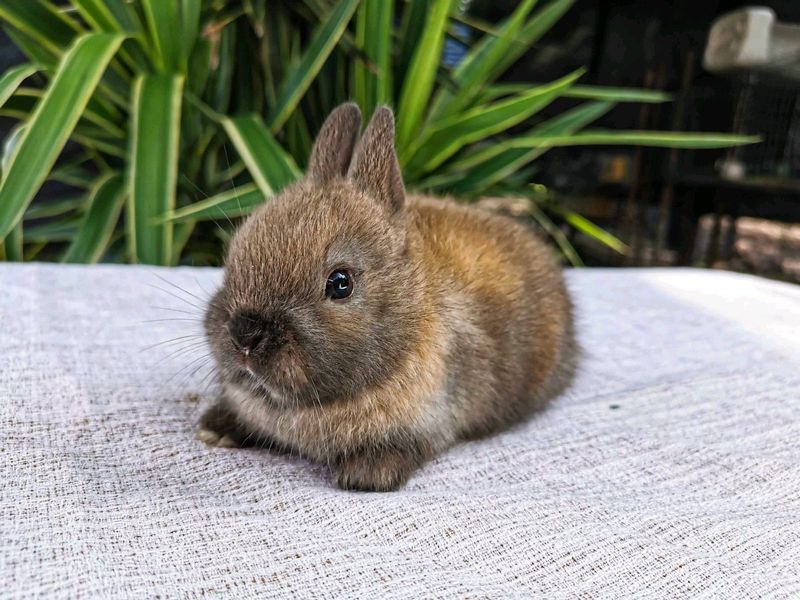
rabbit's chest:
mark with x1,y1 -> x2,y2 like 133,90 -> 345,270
223,361 -> 451,461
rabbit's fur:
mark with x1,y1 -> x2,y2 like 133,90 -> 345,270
199,103 -> 576,491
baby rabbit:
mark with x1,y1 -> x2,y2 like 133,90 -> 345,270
198,103 -> 576,491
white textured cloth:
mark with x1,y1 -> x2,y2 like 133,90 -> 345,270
1,263 -> 799,599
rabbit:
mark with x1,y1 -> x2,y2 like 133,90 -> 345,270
198,102 -> 576,491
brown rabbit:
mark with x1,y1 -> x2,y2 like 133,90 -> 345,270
198,103 -> 576,491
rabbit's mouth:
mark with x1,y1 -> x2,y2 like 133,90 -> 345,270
232,368 -> 295,409
231,349 -> 317,409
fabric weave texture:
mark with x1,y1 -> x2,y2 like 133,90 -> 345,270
1,263 -> 799,599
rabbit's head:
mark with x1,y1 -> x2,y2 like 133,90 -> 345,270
207,104 -> 427,409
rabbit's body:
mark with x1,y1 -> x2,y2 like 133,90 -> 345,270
199,104 -> 575,491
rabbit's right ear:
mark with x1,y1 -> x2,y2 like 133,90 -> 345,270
347,107 -> 405,213
307,102 -> 362,182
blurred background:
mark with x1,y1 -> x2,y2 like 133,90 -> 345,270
479,0 -> 800,281
0,0 -> 797,283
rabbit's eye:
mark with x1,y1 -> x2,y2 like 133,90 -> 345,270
326,269 -> 353,300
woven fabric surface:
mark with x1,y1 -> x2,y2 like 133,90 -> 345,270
1,263 -> 799,599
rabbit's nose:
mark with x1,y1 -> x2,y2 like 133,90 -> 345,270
227,309 -> 288,356
227,310 -> 266,355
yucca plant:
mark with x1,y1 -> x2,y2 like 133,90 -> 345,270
0,0 -> 756,265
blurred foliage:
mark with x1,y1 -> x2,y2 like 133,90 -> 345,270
0,0 -> 757,265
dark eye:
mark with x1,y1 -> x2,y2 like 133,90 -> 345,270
325,269 -> 354,300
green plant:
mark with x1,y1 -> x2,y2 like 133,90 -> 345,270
0,0 -> 756,265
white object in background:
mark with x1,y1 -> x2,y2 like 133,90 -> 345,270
704,7 -> 800,77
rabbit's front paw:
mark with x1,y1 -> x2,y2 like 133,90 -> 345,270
336,443 -> 428,492
197,403 -> 254,449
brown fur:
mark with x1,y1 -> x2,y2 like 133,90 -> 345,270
199,103 -> 576,491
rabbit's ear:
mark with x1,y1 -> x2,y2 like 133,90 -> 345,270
348,106 -> 405,212
307,102 -> 362,182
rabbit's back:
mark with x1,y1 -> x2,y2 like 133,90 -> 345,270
408,194 -> 576,438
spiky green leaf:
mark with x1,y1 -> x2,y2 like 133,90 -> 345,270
0,64 -> 38,110
222,114 -> 301,197
405,69 -> 584,175
0,33 -> 123,241
128,74 -> 184,265
430,0 -> 539,119
0,0 -> 80,57
268,0 -> 359,131
161,183 -> 264,223
354,0 -> 394,117
395,0 -> 457,150
141,0 -> 182,72
63,172 -> 125,263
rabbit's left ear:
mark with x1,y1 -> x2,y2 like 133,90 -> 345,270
348,106 -> 405,212
307,102 -> 362,182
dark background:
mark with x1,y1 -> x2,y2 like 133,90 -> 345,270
473,0 -> 800,273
